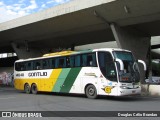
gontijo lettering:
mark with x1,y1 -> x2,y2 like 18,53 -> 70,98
28,72 -> 47,77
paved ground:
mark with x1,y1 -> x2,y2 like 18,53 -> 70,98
0,86 -> 160,120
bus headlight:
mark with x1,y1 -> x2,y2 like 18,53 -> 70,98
120,86 -> 127,89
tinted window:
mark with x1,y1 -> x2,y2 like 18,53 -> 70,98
113,51 -> 134,61
75,55 -> 81,67
42,59 -> 50,69
15,62 -> 25,71
33,60 -> 42,70
26,62 -> 32,70
82,54 -> 87,66
82,53 -> 97,67
50,58 -> 55,69
55,57 -> 66,68
70,56 -> 75,67
98,52 -> 117,82
59,57 -> 66,68
87,53 -> 97,67
113,51 -> 140,83
15,52 -> 98,71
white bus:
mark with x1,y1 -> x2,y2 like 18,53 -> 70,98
14,48 -> 146,98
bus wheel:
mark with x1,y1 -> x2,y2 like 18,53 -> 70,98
24,83 -> 31,94
31,84 -> 38,94
85,85 -> 97,99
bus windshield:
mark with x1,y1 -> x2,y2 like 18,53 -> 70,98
113,51 -> 140,83
113,51 -> 134,61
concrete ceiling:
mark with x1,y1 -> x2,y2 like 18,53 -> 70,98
0,0 -> 160,53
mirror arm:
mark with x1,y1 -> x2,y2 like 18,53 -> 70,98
138,60 -> 146,71
115,58 -> 124,71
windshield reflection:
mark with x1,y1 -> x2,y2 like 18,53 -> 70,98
113,51 -> 140,83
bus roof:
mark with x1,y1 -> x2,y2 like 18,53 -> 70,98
15,48 -> 131,63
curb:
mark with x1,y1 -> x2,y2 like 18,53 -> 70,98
141,84 -> 160,97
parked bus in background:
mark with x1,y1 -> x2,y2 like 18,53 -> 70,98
14,48 -> 146,98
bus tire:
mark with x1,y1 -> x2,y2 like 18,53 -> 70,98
31,83 -> 38,94
85,85 -> 97,99
24,83 -> 31,94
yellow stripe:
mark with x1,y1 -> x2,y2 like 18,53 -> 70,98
43,51 -> 75,57
48,69 -> 62,91
14,69 -> 62,92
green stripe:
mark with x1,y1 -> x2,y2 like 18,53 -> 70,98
60,67 -> 82,93
52,68 -> 71,92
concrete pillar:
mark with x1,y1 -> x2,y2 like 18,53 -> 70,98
11,42 -> 42,59
110,23 -> 151,83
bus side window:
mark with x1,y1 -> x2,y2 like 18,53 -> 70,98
86,54 -> 93,66
92,53 -> 97,67
26,62 -> 32,70
55,58 -> 59,68
82,54 -> 87,66
55,57 -> 66,68
33,60 -> 42,70
75,55 -> 81,67
66,57 -> 70,67
59,57 -> 66,68
66,56 -> 75,68
42,59 -> 49,69
21,63 -> 25,71
87,53 -> 97,67
82,53 -> 97,67
15,63 -> 18,71
15,62 -> 25,71
51,58 -> 55,69
70,56 -> 75,67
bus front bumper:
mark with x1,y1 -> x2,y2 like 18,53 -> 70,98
118,87 -> 141,96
